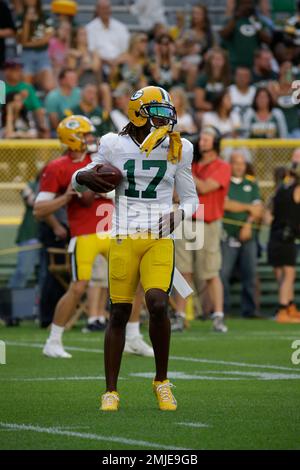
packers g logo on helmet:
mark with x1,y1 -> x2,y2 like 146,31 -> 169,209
57,115 -> 96,152
128,86 -> 177,128
65,119 -> 81,130
130,90 -> 144,101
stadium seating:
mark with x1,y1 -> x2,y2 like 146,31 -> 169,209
41,0 -> 228,29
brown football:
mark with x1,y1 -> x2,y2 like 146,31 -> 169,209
77,191 -> 95,207
96,163 -> 123,191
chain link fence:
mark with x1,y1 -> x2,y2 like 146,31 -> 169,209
0,140 -> 61,223
222,139 -> 300,202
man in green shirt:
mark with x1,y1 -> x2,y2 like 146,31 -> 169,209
220,149 -> 263,318
72,83 -> 113,138
4,58 -> 49,136
45,68 -> 81,134
220,0 -> 272,70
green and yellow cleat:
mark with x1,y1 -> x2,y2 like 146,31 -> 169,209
153,379 -> 177,411
100,391 -> 120,411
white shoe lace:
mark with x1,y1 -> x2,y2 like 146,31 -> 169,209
156,383 -> 176,402
102,392 -> 119,406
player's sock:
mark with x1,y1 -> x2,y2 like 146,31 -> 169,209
48,323 -> 64,343
88,316 -> 98,325
126,321 -> 140,339
211,311 -> 224,319
175,311 -> 186,318
171,311 -> 185,332
97,316 -> 106,324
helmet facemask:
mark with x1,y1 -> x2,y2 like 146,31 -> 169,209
84,132 -> 98,153
67,132 -> 97,153
140,103 -> 177,131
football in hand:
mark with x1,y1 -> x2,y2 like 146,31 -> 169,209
96,163 -> 123,192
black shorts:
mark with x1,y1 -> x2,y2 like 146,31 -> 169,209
267,240 -> 297,267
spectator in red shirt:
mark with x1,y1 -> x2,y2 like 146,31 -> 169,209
192,126 -> 231,332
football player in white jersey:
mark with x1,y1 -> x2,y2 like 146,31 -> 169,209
72,86 -> 199,411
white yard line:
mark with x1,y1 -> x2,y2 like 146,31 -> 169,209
5,341 -> 103,354
170,335 -> 300,342
131,372 -> 247,381
5,340 -> 299,372
186,370 -> 300,380
3,331 -> 299,343
131,369 -> 300,380
177,422 -> 211,429
169,355 -> 298,372
3,368 -> 299,383
62,336 -> 300,348
0,376 -> 106,382
55,426 -> 94,430
0,422 -> 189,451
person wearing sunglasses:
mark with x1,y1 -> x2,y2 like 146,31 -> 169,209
149,33 -> 180,90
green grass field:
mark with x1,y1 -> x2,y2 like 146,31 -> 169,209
1,319 -> 300,450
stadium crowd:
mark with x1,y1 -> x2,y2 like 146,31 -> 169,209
1,0 -> 300,339
2,0 -> 300,139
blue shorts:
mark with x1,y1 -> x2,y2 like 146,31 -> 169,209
22,48 -> 51,75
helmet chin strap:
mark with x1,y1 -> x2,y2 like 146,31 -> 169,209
149,118 -> 174,132
83,134 -> 98,154
149,118 -> 174,133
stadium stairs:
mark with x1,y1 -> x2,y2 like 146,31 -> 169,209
229,257 -> 300,316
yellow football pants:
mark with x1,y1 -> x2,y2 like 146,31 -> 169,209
109,236 -> 175,304
71,233 -> 110,281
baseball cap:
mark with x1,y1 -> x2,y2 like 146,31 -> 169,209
4,58 -> 23,69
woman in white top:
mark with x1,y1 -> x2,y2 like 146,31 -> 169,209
228,66 -> 256,119
202,90 -> 241,137
243,87 -> 288,139
170,86 -> 197,134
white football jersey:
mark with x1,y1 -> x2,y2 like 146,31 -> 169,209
72,132 -> 198,236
